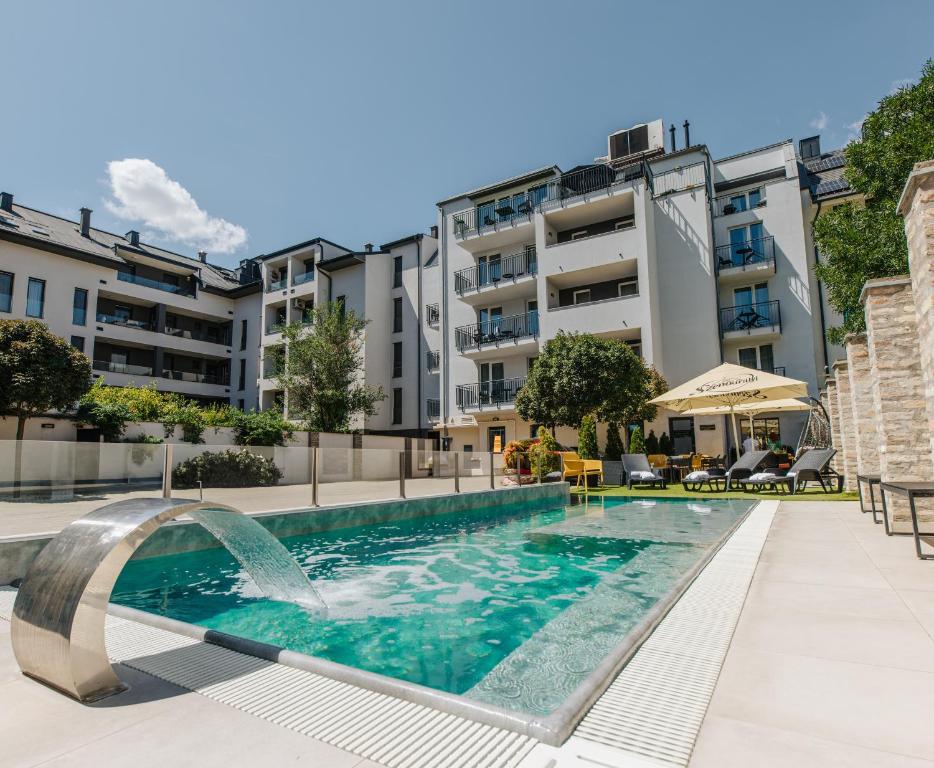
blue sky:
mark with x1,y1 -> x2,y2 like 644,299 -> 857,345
5,1 -> 933,266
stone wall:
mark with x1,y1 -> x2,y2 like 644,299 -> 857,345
825,378 -> 841,473
845,334 -> 880,479
832,360 -> 857,491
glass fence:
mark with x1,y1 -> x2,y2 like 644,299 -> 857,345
0,441 -> 512,535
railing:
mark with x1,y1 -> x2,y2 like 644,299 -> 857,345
652,162 -> 706,197
93,360 -> 154,376
452,192 -> 536,235
164,326 -> 231,345
117,271 -> 194,297
292,271 -> 314,286
426,350 -> 440,371
456,376 -> 527,410
162,369 -> 229,386
426,303 -> 440,326
454,246 -> 537,294
427,398 -> 441,420
713,190 -> 767,217
265,323 -> 286,336
715,236 -> 775,273
720,300 -> 781,335
96,313 -> 153,331
267,278 -> 288,292
454,310 -> 539,351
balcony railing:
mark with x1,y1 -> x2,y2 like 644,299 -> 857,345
164,326 -> 231,345
713,191 -> 767,217
456,376 -> 527,410
93,360 -> 154,376
96,313 -> 153,331
720,300 -> 781,335
162,369 -> 229,386
426,350 -> 440,371
267,278 -> 288,292
427,398 -> 441,420
117,271 -> 194,297
454,246 -> 537,294
715,236 -> 775,273
426,303 -> 440,326
292,271 -> 314,286
454,310 -> 539,351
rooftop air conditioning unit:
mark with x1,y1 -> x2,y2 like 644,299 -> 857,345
607,119 -> 665,162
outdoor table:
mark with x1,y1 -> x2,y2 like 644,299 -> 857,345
857,473 -> 882,524
736,246 -> 756,264
879,481 -> 934,560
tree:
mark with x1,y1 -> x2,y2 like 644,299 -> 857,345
629,425 -> 646,455
0,320 -> 92,440
814,59 -> 934,342
578,413 -> 598,459
645,429 -> 660,454
516,332 -> 649,432
599,364 -> 667,428
528,426 -> 560,477
604,422 -> 624,461
659,432 -> 673,456
276,302 -> 385,433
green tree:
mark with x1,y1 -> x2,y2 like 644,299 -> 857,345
578,413 -> 598,459
645,429 -> 660,454
276,302 -> 385,433
0,320 -> 92,440
629,425 -> 646,455
659,432 -> 673,456
599,364 -> 667,429
604,422 -> 625,461
814,60 -> 934,342
528,426 -> 560,477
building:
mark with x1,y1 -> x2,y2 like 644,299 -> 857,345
434,120 -> 847,456
0,192 -> 439,437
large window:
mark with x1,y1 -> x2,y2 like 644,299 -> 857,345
392,388 -> 403,425
740,417 -> 782,450
240,319 -> 247,351
392,341 -> 403,378
734,282 -> 769,307
393,297 -> 403,333
72,288 -> 88,326
0,271 -> 12,312
26,277 -> 45,318
393,255 -> 402,288
728,222 -> 765,266
738,344 -> 774,373
238,359 -> 246,391
70,335 -> 85,352
668,416 -> 696,454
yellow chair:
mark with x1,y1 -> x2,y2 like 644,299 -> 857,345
648,454 -> 668,470
560,451 -> 603,487
691,454 -> 704,471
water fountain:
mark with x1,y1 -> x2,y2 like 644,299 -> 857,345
10,497 -> 325,702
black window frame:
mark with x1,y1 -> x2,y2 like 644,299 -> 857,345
0,271 -> 13,313
72,288 -> 88,326
392,255 -> 403,288
70,335 -> 85,352
392,341 -> 403,378
238,359 -> 246,391
392,387 -> 403,425
240,319 -> 248,351
26,277 -> 45,318
393,297 -> 403,333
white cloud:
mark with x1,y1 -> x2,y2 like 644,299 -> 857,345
810,111 -> 829,132
105,158 -> 247,254
846,115 -> 866,141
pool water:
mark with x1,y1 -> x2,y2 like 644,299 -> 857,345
112,496 -> 752,716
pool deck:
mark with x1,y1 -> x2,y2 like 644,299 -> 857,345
1,499 -> 932,767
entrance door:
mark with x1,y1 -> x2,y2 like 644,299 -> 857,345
487,426 -> 506,454
669,416 -> 696,454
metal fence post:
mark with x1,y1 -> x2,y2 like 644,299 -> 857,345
161,443 -> 173,499
489,451 -> 495,490
310,446 -> 319,507
454,453 -> 460,493
399,451 -> 406,499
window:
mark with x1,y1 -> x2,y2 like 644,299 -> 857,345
392,388 -> 403,424
237,399 -> 245,411
238,359 -> 246,391
570,230 -> 589,240
573,288 -> 591,305
627,340 -> 642,358
72,288 -> 88,325
527,356 -> 537,372
70,335 -> 85,352
738,347 -> 758,369
618,277 -> 638,297
734,282 -> 769,307
392,341 -> 403,378
740,417 -> 782,450
115,304 -> 132,322
26,278 -> 45,318
393,255 -> 402,288
669,416 -> 696,454
463,444 -> 474,454
739,344 -> 774,372
393,297 -> 403,333
240,319 -> 247,350
0,271 -> 11,312
728,222 -> 765,265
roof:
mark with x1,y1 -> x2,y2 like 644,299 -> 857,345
0,201 -> 253,293
258,236 -> 350,261
803,149 -> 855,201
380,233 -> 424,250
436,165 -> 560,207
316,252 -> 371,272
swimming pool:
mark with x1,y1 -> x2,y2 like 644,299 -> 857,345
112,495 -> 753,728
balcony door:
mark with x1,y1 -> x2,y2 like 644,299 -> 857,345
478,306 -> 502,339
487,426 -> 506,454
734,282 -> 768,308
527,300 -> 538,335
478,254 -> 501,286
729,222 -> 764,265
480,361 -> 504,404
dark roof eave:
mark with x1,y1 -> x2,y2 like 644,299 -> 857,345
0,228 -> 122,270
380,233 -> 424,250
258,236 -> 351,261
436,165 -> 561,207
317,253 -> 367,272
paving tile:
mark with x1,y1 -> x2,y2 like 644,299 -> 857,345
753,553 -> 891,589
742,578 -> 917,622
897,589 -> 934,637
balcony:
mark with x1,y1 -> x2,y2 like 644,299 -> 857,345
427,398 -> 441,421
454,310 -> 539,353
456,376 -> 526,411
117,271 -> 194,298
716,237 -> 776,282
426,303 -> 440,327
164,326 -> 231,345
453,194 -> 536,238
713,190 -> 767,217
292,270 -> 314,286
454,246 -> 537,298
426,350 -> 440,371
96,313 -> 153,331
93,360 -> 153,376
162,369 -> 230,386
720,300 -> 781,339
267,277 -> 288,293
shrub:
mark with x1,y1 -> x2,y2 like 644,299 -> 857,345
604,422 -> 624,461
232,408 -> 294,446
529,426 -> 560,477
503,438 -> 537,470
629,426 -> 646,455
161,400 -> 205,444
645,429 -> 659,455
577,414 -> 598,459
81,380 -> 166,422
202,403 -> 237,428
659,431 -> 672,456
172,449 -> 282,489
77,400 -> 132,442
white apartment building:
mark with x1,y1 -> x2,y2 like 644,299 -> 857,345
0,192 -> 439,437
434,120 -> 850,456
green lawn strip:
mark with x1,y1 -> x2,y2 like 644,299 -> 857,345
570,484 -> 858,502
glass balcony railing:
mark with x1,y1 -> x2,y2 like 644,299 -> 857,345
162,369 -> 229,385
93,360 -> 154,376
164,326 -> 230,345
117,271 -> 194,297
267,278 -> 288,292
456,377 -> 527,410
96,313 -> 153,331
292,271 -> 314,286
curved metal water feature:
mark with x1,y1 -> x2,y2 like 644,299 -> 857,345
11,497 -> 323,702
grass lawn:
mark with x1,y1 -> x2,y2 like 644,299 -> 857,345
570,483 -> 859,502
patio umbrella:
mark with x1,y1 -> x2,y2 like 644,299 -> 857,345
681,398 -> 811,451
648,363 -> 808,456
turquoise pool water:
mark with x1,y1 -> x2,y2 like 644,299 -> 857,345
112,496 -> 752,716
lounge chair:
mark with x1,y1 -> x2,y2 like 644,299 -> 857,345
681,468 -> 728,493
560,451 -> 603,487
723,449 -> 771,490
738,448 -> 841,494
622,454 -> 667,490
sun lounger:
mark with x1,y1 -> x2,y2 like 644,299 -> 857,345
723,450 -> 770,490
737,448 -> 840,494
622,454 -> 667,490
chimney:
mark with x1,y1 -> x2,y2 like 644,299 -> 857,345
669,124 -> 677,152
364,243 -> 373,253
0,192 -> 12,213
79,207 -> 92,238
429,225 -> 438,239
198,250 -> 207,263
126,230 -> 140,247
682,119 -> 691,149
